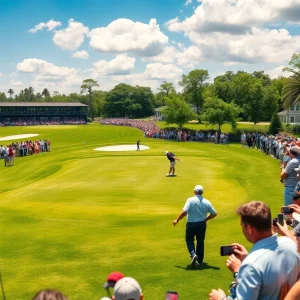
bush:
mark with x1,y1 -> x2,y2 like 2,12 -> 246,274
87,117 -> 93,123
269,112 -> 282,135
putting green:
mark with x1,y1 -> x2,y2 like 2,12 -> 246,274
0,124 -> 283,300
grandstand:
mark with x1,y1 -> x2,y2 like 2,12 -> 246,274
0,102 -> 88,124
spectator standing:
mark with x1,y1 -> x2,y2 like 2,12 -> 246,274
137,139 -> 140,151
281,147 -> 300,205
173,185 -> 217,266
209,201 -> 300,300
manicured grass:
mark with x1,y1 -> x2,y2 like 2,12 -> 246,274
0,123 -> 282,299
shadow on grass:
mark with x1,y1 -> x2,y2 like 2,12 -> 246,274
175,262 -> 220,271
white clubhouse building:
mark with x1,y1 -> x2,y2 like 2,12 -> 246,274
278,103 -> 300,124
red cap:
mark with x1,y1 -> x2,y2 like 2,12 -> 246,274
104,271 -> 124,288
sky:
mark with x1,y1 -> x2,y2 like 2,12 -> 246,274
0,0 -> 300,96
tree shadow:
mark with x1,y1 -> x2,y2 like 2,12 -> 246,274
175,262 -> 220,271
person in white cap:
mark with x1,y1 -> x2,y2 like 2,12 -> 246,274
112,277 -> 143,300
165,151 -> 179,176
172,185 -> 217,266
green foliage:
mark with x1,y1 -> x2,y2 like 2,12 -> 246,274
81,79 -> 99,119
162,95 -> 196,128
104,83 -> 154,118
269,112 -> 283,134
202,97 -> 240,132
180,69 -> 209,119
87,117 -> 92,123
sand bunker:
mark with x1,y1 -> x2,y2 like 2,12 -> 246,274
0,134 -> 39,142
94,144 -> 150,152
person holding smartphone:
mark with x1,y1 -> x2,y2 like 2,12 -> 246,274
173,185 -> 217,267
209,201 -> 300,300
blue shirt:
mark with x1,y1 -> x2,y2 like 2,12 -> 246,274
236,235 -> 300,300
183,195 -> 217,222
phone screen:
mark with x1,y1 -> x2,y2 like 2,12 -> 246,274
220,245 -> 234,256
166,291 -> 178,300
278,213 -> 284,226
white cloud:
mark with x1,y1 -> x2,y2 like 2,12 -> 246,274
16,58 -> 82,88
72,50 -> 89,59
145,63 -> 183,80
29,19 -> 61,33
0,72 -> 3,77
267,65 -> 293,79
185,0 -> 193,6
167,0 -> 300,35
53,19 -> 89,51
9,80 -> 24,87
88,18 -> 168,56
176,46 -> 202,67
93,55 -> 136,76
142,46 -> 179,63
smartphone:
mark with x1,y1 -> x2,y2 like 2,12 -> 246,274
282,206 -> 293,215
166,291 -> 178,300
273,218 -> 278,227
220,245 -> 235,256
278,213 -> 284,226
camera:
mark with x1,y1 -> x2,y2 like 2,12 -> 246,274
282,206 -> 293,215
220,245 -> 235,256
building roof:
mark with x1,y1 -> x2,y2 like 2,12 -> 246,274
0,102 -> 88,107
277,110 -> 287,115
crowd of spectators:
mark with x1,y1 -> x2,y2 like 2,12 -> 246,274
100,118 -> 229,144
0,139 -> 51,166
0,119 -> 86,126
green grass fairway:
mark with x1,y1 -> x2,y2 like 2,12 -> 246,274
0,123 -> 283,299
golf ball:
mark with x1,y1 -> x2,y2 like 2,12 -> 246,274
132,179 -> 135,182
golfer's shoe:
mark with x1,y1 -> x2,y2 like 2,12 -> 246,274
190,254 -> 198,266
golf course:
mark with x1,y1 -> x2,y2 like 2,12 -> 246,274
0,123 -> 283,299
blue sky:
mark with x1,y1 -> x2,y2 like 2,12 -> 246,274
0,0 -> 300,95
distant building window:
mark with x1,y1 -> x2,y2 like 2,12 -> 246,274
297,105 -> 300,111
291,116 -> 295,123
291,105 -> 295,111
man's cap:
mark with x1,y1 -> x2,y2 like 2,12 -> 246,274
113,277 -> 142,300
290,146 -> 300,156
194,185 -> 204,192
104,271 -> 124,288
165,151 -> 168,154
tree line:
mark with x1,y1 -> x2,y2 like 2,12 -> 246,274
1,53 -> 299,131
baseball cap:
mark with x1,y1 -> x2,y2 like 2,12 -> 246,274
113,277 -> 142,300
290,146 -> 300,156
104,271 -> 124,288
194,185 -> 204,192
165,151 -> 168,154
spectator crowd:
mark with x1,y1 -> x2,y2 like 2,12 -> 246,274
0,118 -> 86,126
0,139 -> 51,167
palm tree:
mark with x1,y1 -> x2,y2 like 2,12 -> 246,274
7,89 -> 14,98
283,53 -> 300,109
42,88 -> 50,101
81,79 -> 99,120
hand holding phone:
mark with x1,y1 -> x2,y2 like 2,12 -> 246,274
166,291 -> 178,300
278,213 -> 284,226
220,245 -> 235,256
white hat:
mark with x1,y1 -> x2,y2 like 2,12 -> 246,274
113,277 -> 142,300
100,298 -> 112,300
292,212 -> 300,223
194,185 -> 204,192
165,151 -> 168,154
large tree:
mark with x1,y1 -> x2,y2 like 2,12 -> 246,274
283,53 -> 300,109
202,97 -> 240,133
162,95 -> 196,128
158,81 -> 176,97
7,89 -> 14,98
42,88 -> 51,101
80,79 -> 99,119
180,69 -> 209,121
